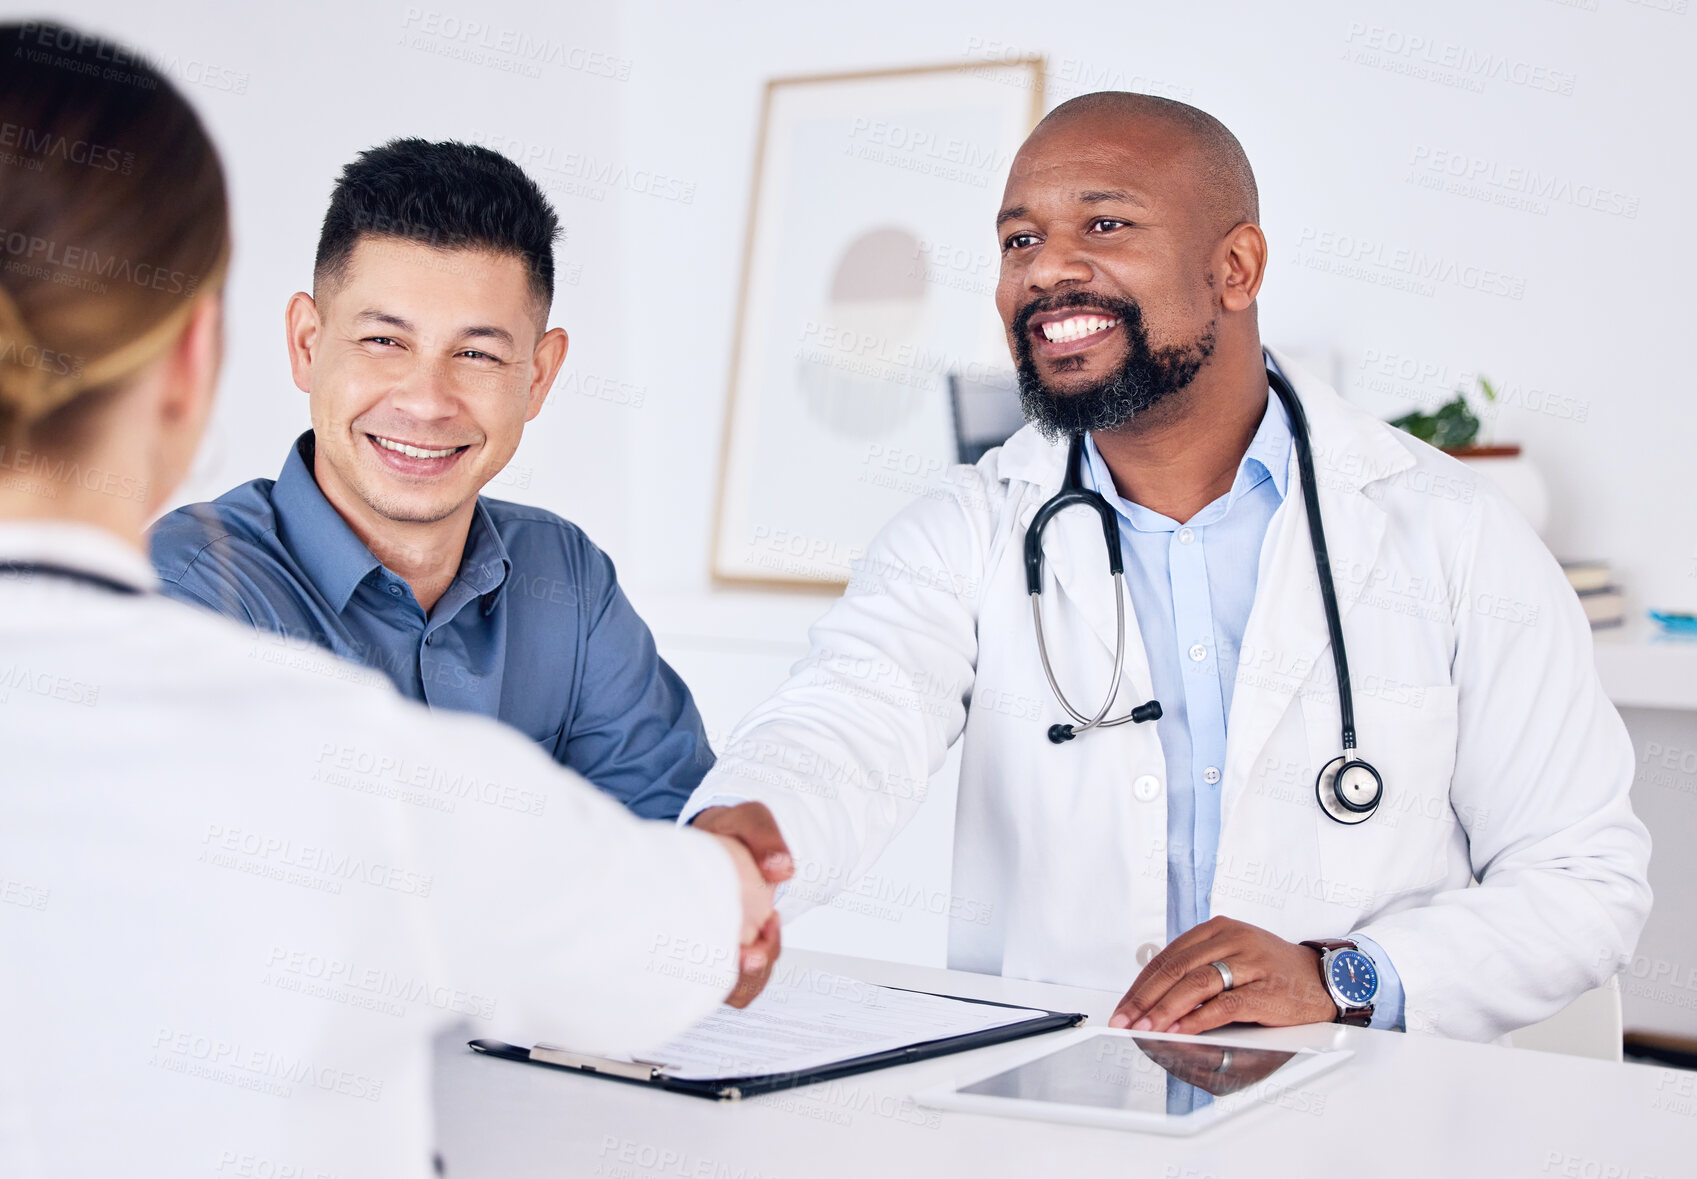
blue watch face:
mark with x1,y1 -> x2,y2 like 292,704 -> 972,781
1329,949 -> 1378,1006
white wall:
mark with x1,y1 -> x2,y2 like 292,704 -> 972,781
27,0 -> 640,554
28,0 -> 1697,1031
613,0 -> 1697,613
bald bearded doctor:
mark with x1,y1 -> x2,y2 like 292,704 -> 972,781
687,92 -> 1651,1043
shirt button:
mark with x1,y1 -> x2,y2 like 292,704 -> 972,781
1132,774 -> 1161,802
386,584 -> 403,597
1136,941 -> 1162,967
1188,643 -> 1207,662
1178,527 -> 1195,545
1203,766 -> 1221,785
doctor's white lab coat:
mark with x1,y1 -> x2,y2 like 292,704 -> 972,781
688,349 -> 1651,1043
0,523 -> 743,1179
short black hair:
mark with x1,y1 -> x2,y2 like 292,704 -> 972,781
313,138 -> 558,309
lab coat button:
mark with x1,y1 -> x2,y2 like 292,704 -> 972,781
1136,941 -> 1161,966
1132,774 -> 1161,801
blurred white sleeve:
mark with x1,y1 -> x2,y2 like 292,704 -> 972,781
389,708 -> 745,1056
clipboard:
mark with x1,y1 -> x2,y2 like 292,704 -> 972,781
469,989 -> 1086,1102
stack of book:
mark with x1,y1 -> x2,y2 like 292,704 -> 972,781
1561,560 -> 1626,630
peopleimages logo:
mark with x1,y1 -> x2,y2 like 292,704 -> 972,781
10,22 -> 251,94
398,8 -> 633,80
199,824 -> 434,897
466,130 -> 695,205
149,1026 -> 383,1102
1407,145 -> 1640,219
0,228 -> 201,296
1341,22 -> 1576,97
264,945 -> 497,1021
0,121 -> 134,172
1293,227 -> 1527,301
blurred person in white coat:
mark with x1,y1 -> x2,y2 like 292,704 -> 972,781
0,23 -> 771,1178
689,93 -> 1650,1044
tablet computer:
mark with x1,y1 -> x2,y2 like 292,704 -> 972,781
916,1027 -> 1350,1135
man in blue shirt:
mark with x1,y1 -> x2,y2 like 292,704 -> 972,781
150,140 -> 712,819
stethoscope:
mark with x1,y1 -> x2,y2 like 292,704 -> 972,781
1023,365 -> 1385,825
0,561 -> 143,595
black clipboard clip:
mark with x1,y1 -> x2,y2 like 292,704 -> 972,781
468,1040 -> 660,1080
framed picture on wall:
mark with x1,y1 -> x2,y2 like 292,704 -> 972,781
712,57 -> 1045,587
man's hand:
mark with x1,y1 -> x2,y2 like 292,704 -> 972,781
1108,916 -> 1338,1035
694,803 -> 794,1008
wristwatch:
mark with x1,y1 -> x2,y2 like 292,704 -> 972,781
1300,939 -> 1378,1027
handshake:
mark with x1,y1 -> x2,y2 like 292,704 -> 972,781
697,802 -> 794,1008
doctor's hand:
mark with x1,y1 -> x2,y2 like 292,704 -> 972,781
1108,916 -> 1337,1035
695,804 -> 795,1007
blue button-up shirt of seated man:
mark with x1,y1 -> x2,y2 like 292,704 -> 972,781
150,139 -> 711,818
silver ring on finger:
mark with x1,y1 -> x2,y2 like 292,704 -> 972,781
1209,960 -> 1235,992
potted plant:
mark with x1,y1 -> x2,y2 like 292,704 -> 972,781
1389,376 -> 1549,534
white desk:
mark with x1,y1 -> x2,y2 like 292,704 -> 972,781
1593,624 -> 1697,711
434,950 -> 1694,1179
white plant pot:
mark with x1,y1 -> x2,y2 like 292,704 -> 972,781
1453,447 -> 1550,536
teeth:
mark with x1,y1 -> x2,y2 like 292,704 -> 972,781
1040,315 -> 1119,343
374,436 -> 459,460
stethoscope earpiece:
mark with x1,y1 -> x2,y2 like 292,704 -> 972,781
1315,754 -> 1383,825
1045,700 -> 1158,745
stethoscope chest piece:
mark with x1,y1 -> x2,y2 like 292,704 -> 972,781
1315,755 -> 1384,825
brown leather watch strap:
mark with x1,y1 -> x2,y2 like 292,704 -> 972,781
1300,939 -> 1375,1026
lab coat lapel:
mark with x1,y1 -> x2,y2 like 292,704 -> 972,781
1221,357 -> 1409,816
1003,425 -> 1124,661
1029,495 -> 1124,661
1003,423 -> 1158,729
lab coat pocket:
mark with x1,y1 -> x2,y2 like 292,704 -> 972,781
1301,683 -> 1461,919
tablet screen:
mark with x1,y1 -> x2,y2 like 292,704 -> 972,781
958,1034 -> 1299,1116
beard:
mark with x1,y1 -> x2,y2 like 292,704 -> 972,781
1012,291 -> 1217,441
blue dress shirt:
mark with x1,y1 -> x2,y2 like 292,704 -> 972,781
1082,390 -> 1405,1033
149,432 -> 712,819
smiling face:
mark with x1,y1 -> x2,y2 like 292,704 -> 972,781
289,237 -> 566,530
994,111 -> 1236,437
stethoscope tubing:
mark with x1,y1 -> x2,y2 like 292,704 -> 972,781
1276,373 -> 1359,754
1030,570 -> 1127,730
1025,364 -> 1362,758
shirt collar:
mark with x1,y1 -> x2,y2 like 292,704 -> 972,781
273,432 -> 512,613
1244,386 -> 1293,501
272,433 -> 384,612
458,499 -> 511,606
0,520 -> 160,590
1082,388 -> 1293,530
